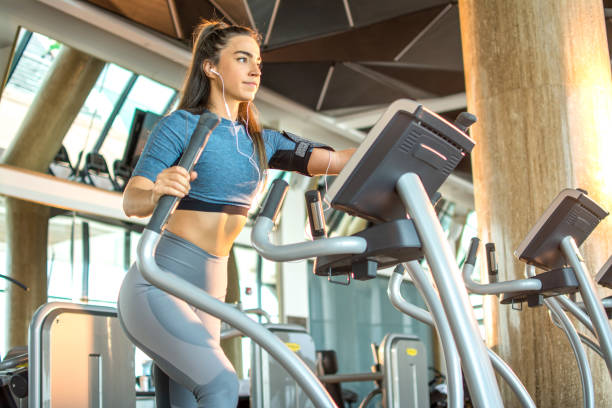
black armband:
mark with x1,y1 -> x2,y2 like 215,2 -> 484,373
269,131 -> 334,176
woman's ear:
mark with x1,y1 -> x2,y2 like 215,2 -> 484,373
202,61 -> 214,78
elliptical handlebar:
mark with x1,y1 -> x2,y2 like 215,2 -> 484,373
259,178 -> 289,223
461,237 -> 542,295
146,112 -> 221,233
251,184 -> 367,262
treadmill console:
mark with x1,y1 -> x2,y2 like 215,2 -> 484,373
326,99 -> 475,222
596,255 -> 612,289
515,189 -> 608,271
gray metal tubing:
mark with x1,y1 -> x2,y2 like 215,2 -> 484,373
220,328 -> 243,341
400,262 -> 464,408
28,302 -> 119,408
556,295 -> 596,335
137,230 -> 336,408
396,173 -> 503,407
319,372 -> 384,384
561,236 -> 612,378
358,388 -> 382,408
389,265 -> 536,408
462,262 -> 542,295
251,217 -> 367,262
243,308 -> 272,323
545,297 -> 595,408
388,270 -> 435,325
579,334 -> 604,359
486,350 -> 536,408
567,297 -> 612,320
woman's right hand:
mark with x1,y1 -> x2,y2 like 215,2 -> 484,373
123,168 -> 197,218
151,166 -> 198,205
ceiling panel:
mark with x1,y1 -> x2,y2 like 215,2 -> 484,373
364,64 -> 465,95
267,0 -> 349,47
260,62 -> 331,108
347,0 -> 450,27
247,0 -> 277,39
262,6 -> 447,63
320,63 -> 412,111
209,0 -> 254,27
85,0 -> 177,37
398,5 -> 464,71
173,0 -> 220,40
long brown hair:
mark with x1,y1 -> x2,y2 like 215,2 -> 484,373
177,20 -> 267,170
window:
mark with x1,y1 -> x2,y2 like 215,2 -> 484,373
0,28 -> 177,184
0,29 -> 59,150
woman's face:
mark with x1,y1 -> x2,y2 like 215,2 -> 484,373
209,35 -> 262,104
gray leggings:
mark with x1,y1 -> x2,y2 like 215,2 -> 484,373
117,230 -> 239,408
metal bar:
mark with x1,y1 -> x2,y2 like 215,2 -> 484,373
394,4 -> 453,61
7,30 -> 33,85
545,298 -> 594,408
264,0 -> 281,46
319,372 -> 383,384
123,230 -> 131,271
251,217 -> 366,261
92,73 -> 138,154
209,0 -> 237,25
579,334 -> 604,359
342,0 -> 354,27
561,236 -> 612,378
256,254 -> 263,322
315,65 -> 334,111
138,230 -> 336,407
388,265 -> 535,408
401,262 -> 463,408
242,0 -> 257,29
396,172 -> 503,407
166,0 -> 184,38
0,274 -> 28,291
81,221 -> 90,301
88,353 -> 103,408
556,295 -> 596,335
28,302 -> 119,408
462,262 -> 541,294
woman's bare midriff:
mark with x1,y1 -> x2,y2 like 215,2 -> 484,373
164,210 -> 247,257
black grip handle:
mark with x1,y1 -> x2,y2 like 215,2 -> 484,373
454,112 -> 477,132
485,242 -> 498,283
305,190 -> 327,239
260,179 -> 289,222
146,112 -> 220,233
465,237 -> 480,266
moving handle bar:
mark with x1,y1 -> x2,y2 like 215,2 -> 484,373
251,179 -> 367,262
137,112 -> 337,408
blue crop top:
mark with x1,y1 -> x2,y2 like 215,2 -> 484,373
132,109 -> 329,215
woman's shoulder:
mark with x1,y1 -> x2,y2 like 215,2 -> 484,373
261,128 -> 282,140
162,109 -> 197,125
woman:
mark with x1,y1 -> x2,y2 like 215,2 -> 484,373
117,20 -> 355,407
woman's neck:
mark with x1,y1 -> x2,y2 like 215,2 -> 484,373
207,93 -> 239,121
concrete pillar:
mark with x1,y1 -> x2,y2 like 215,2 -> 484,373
458,1 -> 612,405
2,46 -> 104,348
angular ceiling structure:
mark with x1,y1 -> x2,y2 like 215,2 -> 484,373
80,0 -> 469,124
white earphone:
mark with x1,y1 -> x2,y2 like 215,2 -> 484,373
208,64 -> 262,184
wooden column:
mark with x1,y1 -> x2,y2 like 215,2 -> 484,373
458,1 -> 612,406
2,46 -> 104,348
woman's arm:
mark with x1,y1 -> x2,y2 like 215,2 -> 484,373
307,147 -> 356,176
123,168 -> 196,217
